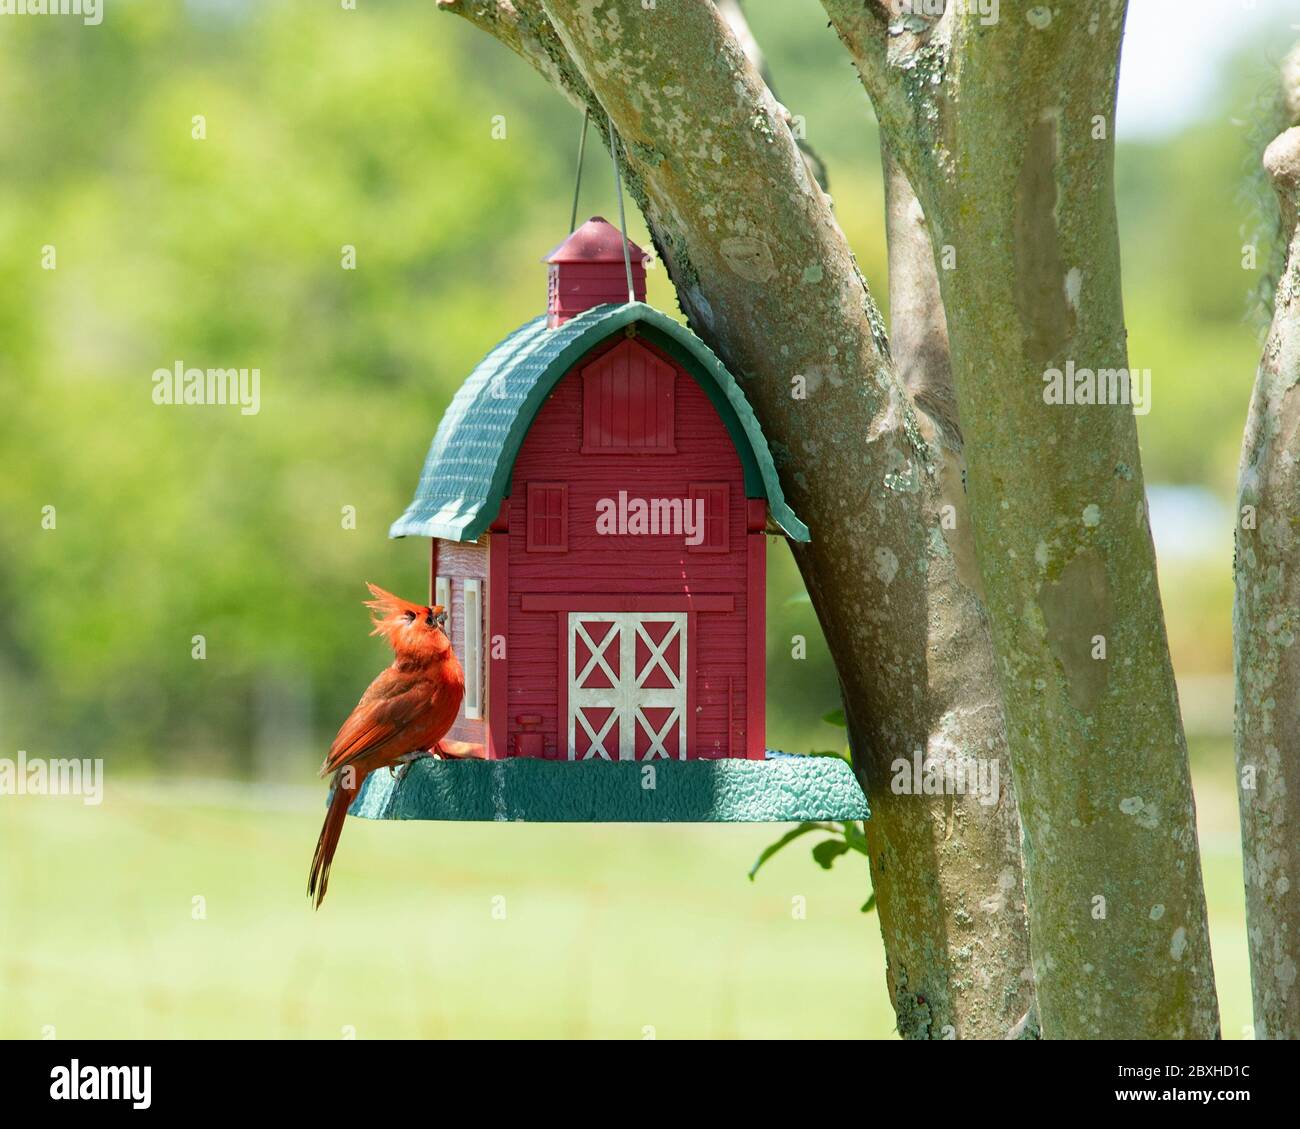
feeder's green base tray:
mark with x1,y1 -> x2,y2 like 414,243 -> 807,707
348,753 -> 868,823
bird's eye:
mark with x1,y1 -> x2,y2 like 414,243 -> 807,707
403,610 -> 417,623
424,613 -> 435,627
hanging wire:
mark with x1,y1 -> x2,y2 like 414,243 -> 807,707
569,107 -> 590,233
568,106 -> 637,305
607,111 -> 636,305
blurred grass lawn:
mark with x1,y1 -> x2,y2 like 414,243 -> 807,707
0,740 -> 1250,1039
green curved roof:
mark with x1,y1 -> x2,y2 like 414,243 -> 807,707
389,302 -> 809,543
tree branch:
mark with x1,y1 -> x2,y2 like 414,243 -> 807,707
821,0 -> 954,184
715,0 -> 830,191
437,0 -> 590,111
882,145 -> 959,449
848,0 -> 1219,1038
1235,43 -> 1300,1041
1284,42 -> 1300,125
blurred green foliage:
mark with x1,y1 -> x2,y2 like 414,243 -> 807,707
0,1 -> 1287,772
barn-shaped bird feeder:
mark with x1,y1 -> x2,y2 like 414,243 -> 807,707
351,218 -> 867,824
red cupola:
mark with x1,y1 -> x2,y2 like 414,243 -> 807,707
545,216 -> 647,328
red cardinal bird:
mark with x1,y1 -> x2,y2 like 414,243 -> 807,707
308,583 -> 467,908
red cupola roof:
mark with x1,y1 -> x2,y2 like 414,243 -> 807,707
545,216 -> 647,327
546,216 -> 647,265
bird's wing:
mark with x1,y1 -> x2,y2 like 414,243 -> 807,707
321,667 -> 431,776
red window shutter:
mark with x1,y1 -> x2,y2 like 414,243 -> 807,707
527,483 -> 568,552
688,483 -> 729,553
581,340 -> 677,454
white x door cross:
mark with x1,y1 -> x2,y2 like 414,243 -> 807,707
567,612 -> 687,761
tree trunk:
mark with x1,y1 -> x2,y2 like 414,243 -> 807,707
1234,49 -> 1300,1039
880,147 -> 1035,1038
440,0 -> 1034,1038
824,1 -> 1219,1037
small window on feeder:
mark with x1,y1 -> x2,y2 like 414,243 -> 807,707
688,482 -> 729,553
435,576 -> 450,634
463,578 -> 482,720
527,482 -> 568,552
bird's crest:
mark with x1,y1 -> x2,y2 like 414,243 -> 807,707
363,582 -> 451,663
364,582 -> 424,636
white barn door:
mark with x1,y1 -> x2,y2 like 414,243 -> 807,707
567,612 -> 687,761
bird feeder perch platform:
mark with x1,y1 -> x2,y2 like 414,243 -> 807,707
349,752 -> 868,824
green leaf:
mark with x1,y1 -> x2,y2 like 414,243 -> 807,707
748,823 -> 826,880
841,820 -> 870,855
860,892 -> 877,914
822,708 -> 846,727
811,839 -> 850,870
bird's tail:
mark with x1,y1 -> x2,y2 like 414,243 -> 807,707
308,775 -> 360,910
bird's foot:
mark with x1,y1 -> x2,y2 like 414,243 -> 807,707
390,749 -> 436,783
